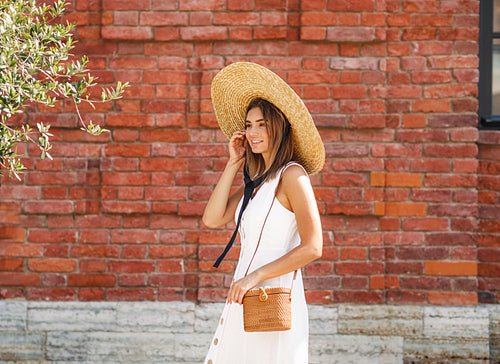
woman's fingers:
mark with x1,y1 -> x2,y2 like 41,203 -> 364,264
228,130 -> 246,162
227,281 -> 246,305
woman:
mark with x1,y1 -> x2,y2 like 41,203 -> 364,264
203,62 -> 325,364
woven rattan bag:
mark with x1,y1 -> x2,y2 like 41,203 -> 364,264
241,191 -> 297,332
243,280 -> 295,332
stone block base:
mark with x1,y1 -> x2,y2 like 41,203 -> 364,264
0,302 -> 497,363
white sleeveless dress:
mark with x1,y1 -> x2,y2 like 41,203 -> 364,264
204,162 -> 309,364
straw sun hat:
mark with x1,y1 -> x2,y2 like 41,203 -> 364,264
211,62 -> 325,176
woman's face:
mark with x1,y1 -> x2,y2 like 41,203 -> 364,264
245,107 -> 270,160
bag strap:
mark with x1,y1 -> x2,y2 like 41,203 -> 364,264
243,165 -> 298,290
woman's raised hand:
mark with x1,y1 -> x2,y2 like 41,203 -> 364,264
228,130 -> 246,164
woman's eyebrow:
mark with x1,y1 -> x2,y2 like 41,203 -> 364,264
245,118 -> 266,123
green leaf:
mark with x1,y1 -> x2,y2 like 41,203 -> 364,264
0,0 -> 127,179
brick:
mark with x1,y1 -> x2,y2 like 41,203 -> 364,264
427,292 -> 477,305
0,243 -> 43,257
400,276 -> 451,290
387,14 -> 411,27
181,27 -> 227,41
28,230 -> 77,244
0,258 -> 23,271
80,259 -> 107,272
28,259 -> 76,273
305,262 -> 334,275
425,174 -> 476,188
334,290 -> 384,304
102,0 -> 150,10
148,274 -> 184,287
301,12 -> 337,26
371,172 -> 422,187
77,231 -> 111,246
412,71 -> 452,84
101,201 -> 150,214
327,27 -> 375,42
424,144 -> 478,158
424,85 -> 477,99
326,202 -> 372,216
139,130 -> 189,143
336,261 -> 384,276
340,247 -> 367,260
328,0 -> 375,11
110,230 -> 159,244
122,246 -> 147,259
478,263 -> 500,277
342,276 -> 368,289
387,291 -> 426,304
109,261 -> 155,273
331,85 -> 367,99
0,273 -> 40,286
27,288 -> 76,300
0,186 -> 40,199
254,0 -> 286,10
411,159 -> 451,173
372,144 -> 422,158
213,13 -> 259,26
401,57 -> 427,71
158,261 -> 184,273
101,26 -> 152,40
139,12 -> 188,26
399,130 -> 449,143
68,274 -> 116,287
142,100 -> 187,113
106,114 -> 154,128
26,172 -> 76,185
375,203 -> 426,217
106,288 -> 156,301
179,0 -> 225,10
402,28 -> 437,41
429,204 -> 477,218
301,0 -> 326,10
428,55 -> 478,69
102,173 -> 150,186
425,261 -> 477,276
413,100 -> 450,113
386,260 -> 424,274
402,218 -> 449,231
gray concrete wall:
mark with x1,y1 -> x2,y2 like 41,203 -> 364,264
0,301 -> 497,363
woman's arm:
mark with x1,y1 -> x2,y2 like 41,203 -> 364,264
202,130 -> 246,229
227,164 -> 323,304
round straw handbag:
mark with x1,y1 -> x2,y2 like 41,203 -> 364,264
243,284 -> 295,332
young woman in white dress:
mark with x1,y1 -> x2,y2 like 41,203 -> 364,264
203,62 -> 325,364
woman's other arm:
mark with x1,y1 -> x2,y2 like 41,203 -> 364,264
202,131 -> 246,228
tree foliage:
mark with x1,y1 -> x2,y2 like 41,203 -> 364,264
0,0 -> 128,180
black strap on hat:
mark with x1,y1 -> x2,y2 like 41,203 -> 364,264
213,164 -> 268,268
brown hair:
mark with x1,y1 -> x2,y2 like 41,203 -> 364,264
245,98 -> 294,180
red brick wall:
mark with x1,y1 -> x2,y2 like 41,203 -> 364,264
0,0 -> 492,305
478,130 -> 500,304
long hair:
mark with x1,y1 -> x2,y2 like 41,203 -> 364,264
245,98 -> 294,180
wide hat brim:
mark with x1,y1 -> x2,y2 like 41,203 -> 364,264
211,62 -> 325,176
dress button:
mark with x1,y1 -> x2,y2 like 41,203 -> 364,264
207,360 -> 213,364
220,318 -> 224,325
214,338 -> 218,345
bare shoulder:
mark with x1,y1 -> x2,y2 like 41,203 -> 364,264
276,164 -> 313,212
280,164 -> 313,200
281,163 -> 309,186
